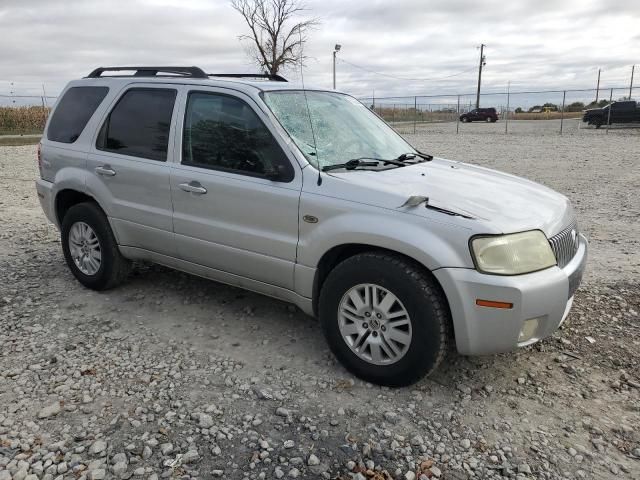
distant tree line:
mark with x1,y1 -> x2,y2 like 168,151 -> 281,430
513,99 -> 614,114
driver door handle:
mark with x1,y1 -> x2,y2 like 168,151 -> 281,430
179,181 -> 207,195
95,165 -> 116,176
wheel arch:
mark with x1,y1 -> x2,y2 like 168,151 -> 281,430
311,243 -> 451,320
54,189 -> 110,228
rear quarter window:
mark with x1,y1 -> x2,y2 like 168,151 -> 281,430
47,87 -> 109,143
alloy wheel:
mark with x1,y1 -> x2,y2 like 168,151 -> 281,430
338,283 -> 412,365
68,221 -> 101,275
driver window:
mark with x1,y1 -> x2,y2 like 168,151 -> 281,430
182,92 -> 290,180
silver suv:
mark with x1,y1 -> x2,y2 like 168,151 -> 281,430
35,66 -> 587,386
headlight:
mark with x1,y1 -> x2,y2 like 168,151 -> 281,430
470,230 -> 556,275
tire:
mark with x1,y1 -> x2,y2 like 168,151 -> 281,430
319,252 -> 450,387
594,121 -> 602,129
486,117 -> 492,123
61,202 -> 130,290
490,118 -> 497,123
460,116 -> 468,123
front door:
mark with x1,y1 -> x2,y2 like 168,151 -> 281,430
170,89 -> 301,290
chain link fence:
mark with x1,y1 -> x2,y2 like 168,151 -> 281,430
359,86 -> 640,135
1,85 -> 638,137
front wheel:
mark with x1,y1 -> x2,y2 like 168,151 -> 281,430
319,252 -> 450,387
61,202 -> 131,290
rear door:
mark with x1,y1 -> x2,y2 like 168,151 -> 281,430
86,85 -> 178,256
170,88 -> 301,289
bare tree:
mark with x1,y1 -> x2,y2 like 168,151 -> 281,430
231,0 -> 318,75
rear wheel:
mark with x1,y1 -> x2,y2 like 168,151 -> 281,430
461,116 -> 469,123
61,202 -> 130,290
319,252 -> 450,387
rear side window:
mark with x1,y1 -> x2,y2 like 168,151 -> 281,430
97,88 -> 176,161
182,91 -> 293,181
47,87 -> 109,143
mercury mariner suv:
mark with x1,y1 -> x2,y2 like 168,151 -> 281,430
35,66 -> 588,386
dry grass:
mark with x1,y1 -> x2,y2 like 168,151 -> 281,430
0,136 -> 41,147
510,111 -> 583,120
0,106 -> 49,135
374,107 -> 457,124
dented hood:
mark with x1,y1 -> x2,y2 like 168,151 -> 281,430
324,157 -> 574,236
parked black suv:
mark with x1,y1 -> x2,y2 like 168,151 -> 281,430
582,100 -> 640,128
460,108 -> 498,123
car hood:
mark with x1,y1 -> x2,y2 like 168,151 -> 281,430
324,158 -> 574,236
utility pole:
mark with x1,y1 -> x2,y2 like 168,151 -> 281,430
332,44 -> 341,89
475,43 -> 486,109
630,65 -> 635,99
595,68 -> 601,103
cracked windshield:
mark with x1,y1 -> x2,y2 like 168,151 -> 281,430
263,91 -> 414,169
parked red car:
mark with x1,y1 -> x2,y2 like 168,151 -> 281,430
460,107 -> 498,123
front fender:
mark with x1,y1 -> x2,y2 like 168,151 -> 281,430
298,211 -> 473,272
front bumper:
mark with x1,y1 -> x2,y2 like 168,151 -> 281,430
434,234 -> 588,355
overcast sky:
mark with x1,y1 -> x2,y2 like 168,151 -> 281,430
0,0 -> 638,102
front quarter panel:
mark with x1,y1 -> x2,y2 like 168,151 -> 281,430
297,171 -> 477,298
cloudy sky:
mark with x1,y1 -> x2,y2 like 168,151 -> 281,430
0,0 -> 638,103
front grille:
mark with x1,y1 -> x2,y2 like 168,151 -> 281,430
549,221 -> 579,269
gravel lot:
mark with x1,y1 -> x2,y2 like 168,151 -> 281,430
1,124 -> 639,480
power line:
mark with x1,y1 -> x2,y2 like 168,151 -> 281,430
337,58 -> 477,82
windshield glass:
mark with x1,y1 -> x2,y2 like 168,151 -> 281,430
262,90 -> 416,170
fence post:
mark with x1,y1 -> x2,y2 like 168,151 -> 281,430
413,96 -> 417,134
505,82 -> 510,134
456,95 -> 460,134
606,88 -> 613,134
40,96 -> 47,127
559,90 -> 566,135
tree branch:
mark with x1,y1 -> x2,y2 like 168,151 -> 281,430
231,0 -> 320,75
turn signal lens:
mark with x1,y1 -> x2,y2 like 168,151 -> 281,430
476,299 -> 513,309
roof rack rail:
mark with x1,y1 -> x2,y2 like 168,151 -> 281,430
86,66 -> 208,79
208,73 -> 288,82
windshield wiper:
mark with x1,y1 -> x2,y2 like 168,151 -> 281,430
397,151 -> 433,162
322,158 -> 381,172
322,154 -> 430,172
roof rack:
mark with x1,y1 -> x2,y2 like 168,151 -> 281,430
86,66 -> 208,79
208,73 -> 288,82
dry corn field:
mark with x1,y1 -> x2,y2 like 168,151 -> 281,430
0,106 -> 50,135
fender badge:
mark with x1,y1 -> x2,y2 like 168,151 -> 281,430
303,215 -> 319,224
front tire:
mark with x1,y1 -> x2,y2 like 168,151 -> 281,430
61,202 -> 130,290
319,252 -> 450,387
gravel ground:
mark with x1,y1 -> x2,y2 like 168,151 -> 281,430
1,124 -> 639,480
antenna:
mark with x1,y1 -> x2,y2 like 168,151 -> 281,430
297,31 -> 322,185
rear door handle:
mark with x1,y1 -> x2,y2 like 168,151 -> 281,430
179,181 -> 207,195
95,165 -> 116,176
